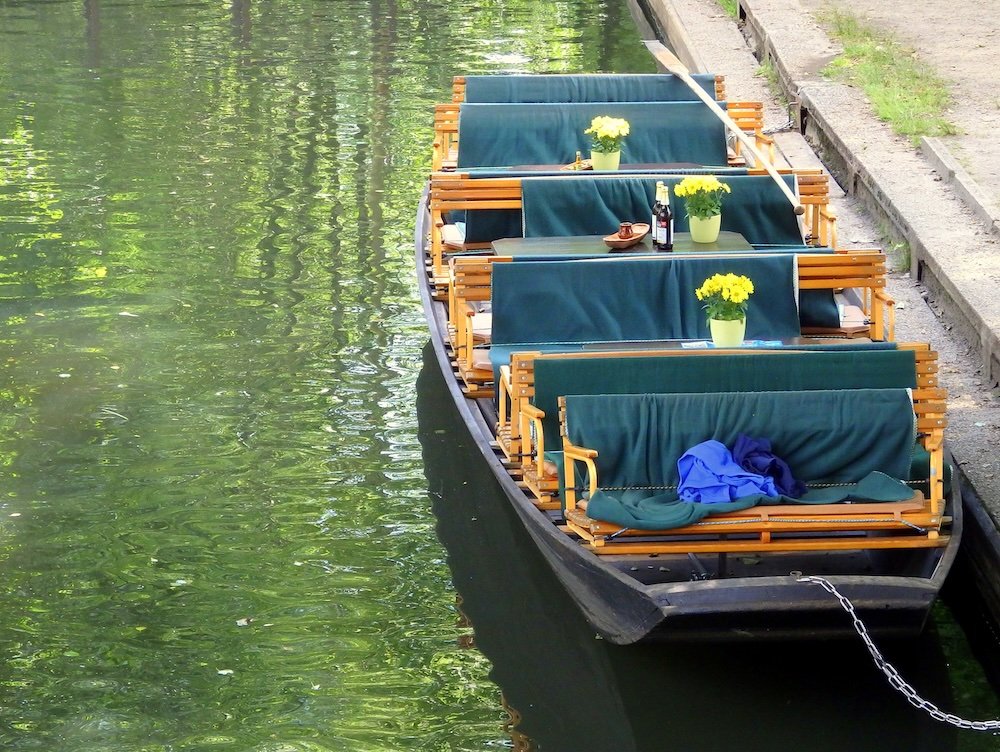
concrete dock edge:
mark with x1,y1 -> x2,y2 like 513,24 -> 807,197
648,0 -> 1000,632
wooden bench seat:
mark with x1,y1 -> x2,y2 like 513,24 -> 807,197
558,386 -> 948,555
503,344 -> 936,508
449,250 -> 892,397
451,73 -> 728,104
427,169 -> 835,286
431,100 -> 772,173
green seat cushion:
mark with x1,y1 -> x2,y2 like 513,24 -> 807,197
566,389 -> 916,529
521,174 -> 803,246
456,102 -> 729,169
533,348 -> 918,452
490,255 -> 801,349
463,74 -> 720,103
461,168 -> 748,245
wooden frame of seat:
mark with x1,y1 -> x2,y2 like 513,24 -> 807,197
431,100 -> 774,174
451,74 -> 729,104
556,361 -> 948,555
449,248 -> 891,402
505,340 -> 930,510
427,167 -> 835,288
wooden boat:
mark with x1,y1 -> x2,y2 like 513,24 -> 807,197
415,70 -> 961,645
416,350 -> 956,750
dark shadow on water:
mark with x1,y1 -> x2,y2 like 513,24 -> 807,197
416,341 -> 958,752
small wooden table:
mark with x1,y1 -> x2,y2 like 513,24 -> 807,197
491,231 -> 754,257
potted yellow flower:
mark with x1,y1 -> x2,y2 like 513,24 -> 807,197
674,175 -> 732,243
694,272 -> 754,347
584,116 -> 630,171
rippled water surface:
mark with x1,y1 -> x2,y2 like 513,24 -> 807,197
3,1 -> 1000,750
0,1 -> 652,749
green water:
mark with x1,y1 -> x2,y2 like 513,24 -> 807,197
2,1 -> 999,750
0,1 -> 655,749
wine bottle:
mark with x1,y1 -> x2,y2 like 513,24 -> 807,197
654,183 -> 674,252
651,182 -> 665,248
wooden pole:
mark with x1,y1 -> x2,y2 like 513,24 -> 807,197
644,40 -> 805,215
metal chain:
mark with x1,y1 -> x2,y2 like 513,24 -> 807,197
799,575 -> 1000,732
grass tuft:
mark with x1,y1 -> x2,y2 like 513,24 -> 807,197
716,0 -> 738,19
819,10 -> 956,144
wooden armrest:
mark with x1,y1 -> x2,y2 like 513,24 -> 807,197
520,403 -> 547,478
564,441 -> 598,504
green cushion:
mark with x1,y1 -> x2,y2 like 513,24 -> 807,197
456,102 -> 729,169
520,174 -> 803,245
567,389 -> 916,529
462,168 -> 749,245
463,74 -> 720,103
490,255 -> 801,351
533,349 -> 918,452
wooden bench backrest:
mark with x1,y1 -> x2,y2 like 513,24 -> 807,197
450,249 -> 890,360
451,74 -> 728,103
555,355 -> 946,520
427,169 -> 837,280
431,99 -> 767,173
507,342 -> 932,498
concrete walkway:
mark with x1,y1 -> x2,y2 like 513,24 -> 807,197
795,0 -> 1000,235
645,0 -> 1000,616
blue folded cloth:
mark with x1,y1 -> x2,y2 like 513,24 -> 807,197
732,434 -> 807,498
677,440 -> 779,503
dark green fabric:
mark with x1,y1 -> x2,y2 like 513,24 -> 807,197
520,174 -> 803,246
799,289 -> 841,328
463,74 -> 719,103
462,168 -> 750,245
462,167 -> 749,178
489,255 -> 801,355
456,102 -> 729,169
911,445 -> 953,496
462,211 -> 523,245
533,349 -> 918,452
752,244 -> 834,253
586,472 -> 915,530
565,389 -> 916,529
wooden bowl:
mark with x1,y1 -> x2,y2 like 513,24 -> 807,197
603,222 -> 650,249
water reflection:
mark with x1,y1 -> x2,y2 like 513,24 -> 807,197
0,0 -> 993,747
417,343 -> 977,751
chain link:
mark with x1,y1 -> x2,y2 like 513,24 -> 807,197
799,575 -> 1000,732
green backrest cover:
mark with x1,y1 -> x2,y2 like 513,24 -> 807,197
533,349 -> 917,452
462,74 -> 719,103
520,174 -> 803,246
563,389 -> 915,488
456,102 -> 729,168
490,255 -> 800,349
462,168 -> 749,245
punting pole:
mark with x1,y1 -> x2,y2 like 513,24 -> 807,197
643,40 -> 805,216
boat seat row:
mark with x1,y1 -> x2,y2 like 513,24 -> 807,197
427,170 -> 835,284
451,251 -> 892,396
556,352 -> 949,555
451,73 -> 727,104
504,345 -> 938,508
432,100 -> 772,172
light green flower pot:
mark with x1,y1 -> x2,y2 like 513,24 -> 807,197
689,213 -> 722,243
709,317 -> 746,348
590,149 -> 621,171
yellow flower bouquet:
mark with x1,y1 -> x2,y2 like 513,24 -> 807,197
674,175 -> 732,219
695,273 -> 754,321
584,116 -> 630,153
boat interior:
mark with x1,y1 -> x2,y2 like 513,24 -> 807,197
419,69 -> 954,590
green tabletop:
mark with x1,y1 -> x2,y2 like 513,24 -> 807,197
491,231 -> 753,256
